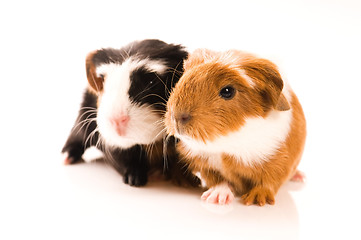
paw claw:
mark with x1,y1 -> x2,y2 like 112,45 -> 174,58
201,189 -> 212,200
242,186 -> 275,206
206,194 -> 219,204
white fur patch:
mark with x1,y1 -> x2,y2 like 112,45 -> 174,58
237,68 -> 255,87
96,58 -> 167,78
214,50 -> 256,88
96,59 -> 166,148
182,151 -> 223,171
178,87 -> 293,167
142,59 -> 168,73
207,153 -> 223,170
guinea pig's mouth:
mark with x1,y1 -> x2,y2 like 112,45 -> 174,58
168,109 -> 190,136
173,121 -> 193,141
175,132 -> 192,142
97,104 -> 166,148
172,119 -> 187,137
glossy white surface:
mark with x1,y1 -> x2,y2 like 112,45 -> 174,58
1,0 -> 360,239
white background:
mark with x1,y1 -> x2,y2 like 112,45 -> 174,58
1,0 -> 360,239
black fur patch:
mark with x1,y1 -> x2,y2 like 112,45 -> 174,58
92,39 -> 187,109
92,39 -> 187,69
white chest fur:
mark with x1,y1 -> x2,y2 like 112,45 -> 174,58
205,153 -> 223,170
179,106 -> 293,167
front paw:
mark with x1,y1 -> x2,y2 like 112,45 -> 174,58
241,186 -> 275,206
201,183 -> 234,205
123,168 -> 148,187
62,142 -> 85,165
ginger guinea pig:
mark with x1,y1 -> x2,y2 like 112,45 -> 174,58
62,39 -> 199,187
165,49 -> 306,206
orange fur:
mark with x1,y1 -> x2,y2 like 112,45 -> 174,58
165,49 -> 306,206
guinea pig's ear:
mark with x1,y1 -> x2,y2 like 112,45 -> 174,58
243,58 -> 290,111
86,51 -> 104,93
184,49 -> 216,70
275,93 -> 291,111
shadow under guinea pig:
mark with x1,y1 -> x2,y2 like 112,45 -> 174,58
62,156 -> 301,239
199,182 -> 301,239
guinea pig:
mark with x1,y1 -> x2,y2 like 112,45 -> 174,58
62,39 -> 199,187
165,49 -> 306,206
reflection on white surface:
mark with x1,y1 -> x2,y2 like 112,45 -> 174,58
2,155 -> 302,239
20,160 -> 304,239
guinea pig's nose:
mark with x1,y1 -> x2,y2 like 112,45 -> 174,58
111,115 -> 130,125
110,115 -> 130,136
178,112 -> 191,124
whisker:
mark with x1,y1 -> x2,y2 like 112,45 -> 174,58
79,106 -> 97,111
74,115 -> 97,135
138,93 -> 168,104
168,60 -> 183,97
154,117 -> 166,125
95,134 -> 103,151
163,134 -> 175,172
146,102 -> 167,109
166,66 -> 183,76
75,110 -> 96,123
147,108 -> 167,116
77,108 -> 97,121
153,73 -> 171,96
84,127 -> 99,150
131,84 -> 153,102
146,142 -> 156,166
150,110 -> 167,116
82,118 -> 97,143
150,127 -> 167,143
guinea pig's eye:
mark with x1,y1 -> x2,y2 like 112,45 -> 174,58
99,74 -> 105,81
219,86 -> 235,100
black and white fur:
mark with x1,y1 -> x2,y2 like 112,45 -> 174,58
62,39 -> 199,187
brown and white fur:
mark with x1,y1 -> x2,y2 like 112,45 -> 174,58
165,49 -> 306,206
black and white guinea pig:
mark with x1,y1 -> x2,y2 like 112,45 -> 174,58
62,39 -> 199,187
